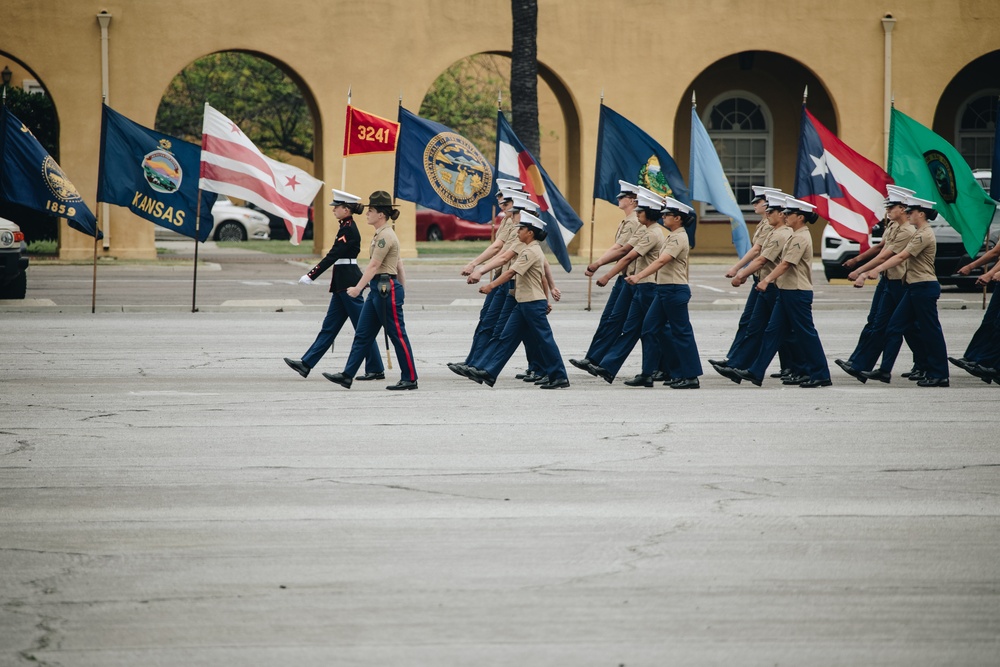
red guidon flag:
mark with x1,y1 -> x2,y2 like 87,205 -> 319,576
344,105 -> 400,156
199,103 -> 323,245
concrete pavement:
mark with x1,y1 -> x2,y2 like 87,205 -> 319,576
1,259 -> 998,666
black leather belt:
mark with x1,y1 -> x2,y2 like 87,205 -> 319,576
373,273 -> 396,279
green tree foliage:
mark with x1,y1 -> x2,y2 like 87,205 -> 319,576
155,52 -> 313,160
419,54 -> 510,159
4,85 -> 58,159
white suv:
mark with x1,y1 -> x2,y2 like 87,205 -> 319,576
0,216 -> 28,299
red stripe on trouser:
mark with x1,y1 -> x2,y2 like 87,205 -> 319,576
389,281 -> 416,379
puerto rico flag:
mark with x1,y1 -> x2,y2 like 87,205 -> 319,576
794,107 -> 892,250
496,111 -> 582,272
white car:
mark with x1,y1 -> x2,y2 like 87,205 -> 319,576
0,216 -> 29,299
211,196 -> 270,242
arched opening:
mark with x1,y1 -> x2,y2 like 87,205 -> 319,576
933,50 -> 1000,173
154,50 -> 324,246
417,52 -> 581,248
674,51 -> 838,254
0,52 -> 61,246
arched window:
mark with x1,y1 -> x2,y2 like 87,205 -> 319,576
702,92 -> 773,212
955,91 -> 999,171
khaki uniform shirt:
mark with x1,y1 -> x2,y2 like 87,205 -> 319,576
615,211 -> 640,246
623,219 -> 653,276
776,226 -> 813,290
751,219 -> 774,247
368,225 -> 399,275
631,224 -> 665,284
655,227 -> 690,285
884,221 -> 915,281
513,240 -> 547,303
499,217 -> 523,272
903,225 -> 937,284
758,225 -> 792,282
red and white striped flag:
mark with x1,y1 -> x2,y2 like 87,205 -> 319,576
199,104 -> 323,245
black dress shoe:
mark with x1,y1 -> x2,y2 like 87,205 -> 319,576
623,374 -> 653,387
663,377 -> 681,386
569,358 -> 592,371
468,368 -> 495,387
717,365 -> 743,384
538,377 -> 570,389
522,371 -> 542,382
968,363 -> 996,384
834,359 -> 867,383
707,358 -> 728,367
800,378 -> 833,388
357,371 -> 386,381
907,371 -> 926,382
916,376 -> 949,387
770,368 -> 792,379
859,369 -> 891,384
650,370 -> 667,382
670,377 -> 700,389
731,368 -> 761,386
386,379 -> 418,390
532,375 -> 551,385
900,366 -> 921,378
283,357 -> 310,378
514,370 -> 530,379
447,363 -> 468,377
588,364 -> 614,384
322,371 -> 352,388
781,374 -> 809,385
711,362 -> 732,378
948,357 -> 971,372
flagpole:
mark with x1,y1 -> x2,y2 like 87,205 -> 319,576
341,86 -> 351,191
492,90 -> 503,243
92,93 -> 106,314
192,191 -> 202,312
585,90 -> 604,311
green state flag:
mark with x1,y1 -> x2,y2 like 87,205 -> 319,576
889,107 -> 997,258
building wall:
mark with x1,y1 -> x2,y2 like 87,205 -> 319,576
1,0 -> 998,260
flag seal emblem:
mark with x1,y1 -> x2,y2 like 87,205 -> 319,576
142,149 -> 183,194
42,156 -> 83,202
422,132 -> 493,210
922,150 -> 958,204
639,156 -> 673,197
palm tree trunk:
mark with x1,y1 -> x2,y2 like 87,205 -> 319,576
510,0 -> 540,158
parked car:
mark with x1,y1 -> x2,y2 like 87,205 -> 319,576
244,201 -> 313,241
0,216 -> 29,299
415,206 -> 494,241
821,169 -> 999,289
211,196 -> 270,242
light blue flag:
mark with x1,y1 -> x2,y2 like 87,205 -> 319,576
689,106 -> 750,257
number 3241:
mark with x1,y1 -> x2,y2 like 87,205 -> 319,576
357,125 -> 392,143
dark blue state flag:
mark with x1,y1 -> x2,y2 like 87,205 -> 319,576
393,107 -> 495,223
0,106 -> 101,238
992,98 -> 1000,202
98,105 -> 216,241
593,104 -> 690,205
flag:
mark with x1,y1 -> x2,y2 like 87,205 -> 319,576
344,105 -> 399,156
593,104 -> 690,205
991,98 -> 1000,202
689,106 -> 749,257
497,111 -> 582,272
795,107 -> 893,251
889,107 -> 998,258
97,105 -> 216,242
199,104 -> 323,245
0,106 -> 100,239
393,106 -> 495,223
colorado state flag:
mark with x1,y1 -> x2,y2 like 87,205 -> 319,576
98,105 -> 216,241
0,106 -> 100,238
394,107 -> 495,223
496,111 -> 582,272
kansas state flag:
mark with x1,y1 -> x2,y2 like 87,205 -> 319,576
496,111 -> 582,272
593,105 -> 690,206
0,106 -> 100,238
98,105 -> 217,241
394,106 -> 495,223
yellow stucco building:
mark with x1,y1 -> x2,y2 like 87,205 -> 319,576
2,0 -> 998,260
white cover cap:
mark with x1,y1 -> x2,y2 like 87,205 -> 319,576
637,193 -> 665,211
517,211 -> 546,232
663,196 -> 693,215
885,184 -> 917,204
783,197 -> 817,213
765,192 -> 788,209
496,178 -> 525,192
616,180 -> 640,198
330,189 -> 362,206
904,194 -> 937,210
751,185 -> 781,201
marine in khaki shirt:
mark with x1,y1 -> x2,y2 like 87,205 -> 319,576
773,226 -> 814,290
884,221 -> 916,280
512,241 -> 547,302
585,187 -> 640,279
368,224 -> 400,275
901,225 -> 937,284
630,223 -> 665,284
655,227 -> 690,285
730,219 -> 790,286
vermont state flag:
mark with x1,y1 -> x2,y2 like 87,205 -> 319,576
0,106 -> 100,238
98,105 -> 216,241
394,106 -> 495,223
497,111 -> 582,272
593,104 -> 690,205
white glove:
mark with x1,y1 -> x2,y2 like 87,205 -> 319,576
298,275 -> 314,285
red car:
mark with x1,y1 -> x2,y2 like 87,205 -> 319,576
416,207 -> 494,241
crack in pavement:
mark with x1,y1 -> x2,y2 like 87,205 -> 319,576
3,439 -> 34,456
